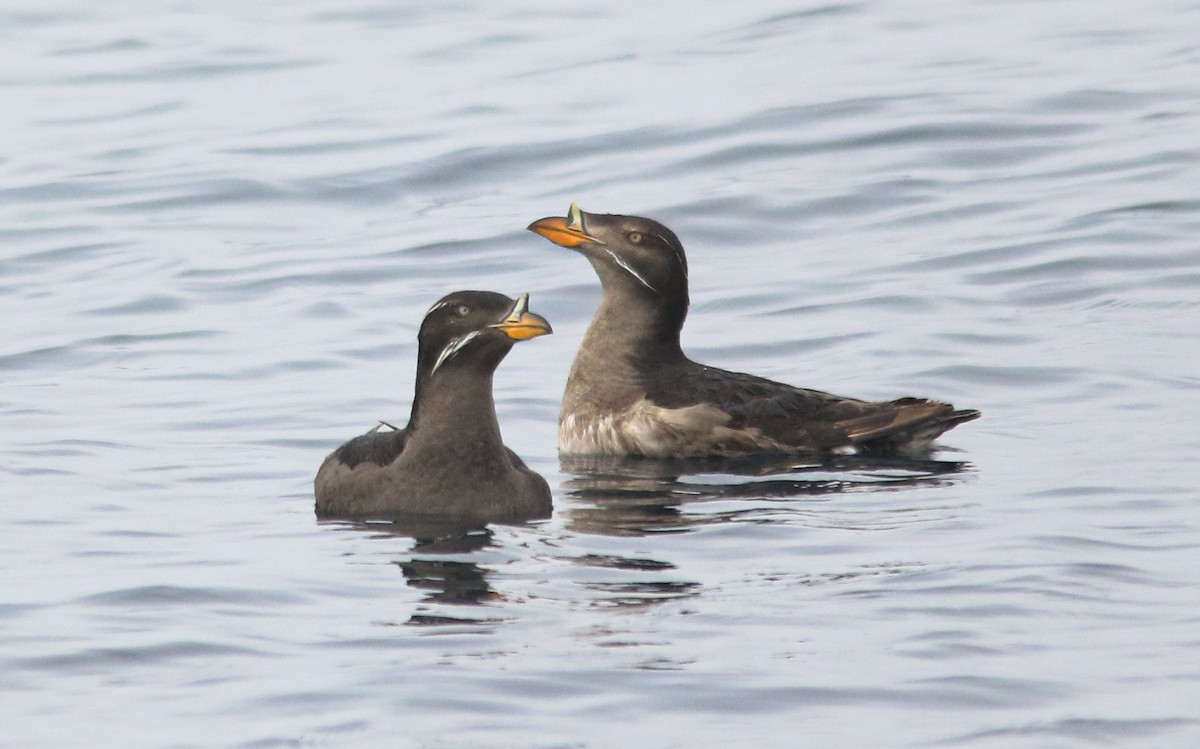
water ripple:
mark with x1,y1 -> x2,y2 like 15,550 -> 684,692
4,1 -> 1200,747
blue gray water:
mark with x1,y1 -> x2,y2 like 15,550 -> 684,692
3,1 -> 1200,747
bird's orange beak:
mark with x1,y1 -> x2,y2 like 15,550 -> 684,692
527,202 -> 602,248
490,293 -> 552,341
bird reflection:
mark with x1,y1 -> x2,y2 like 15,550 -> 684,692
398,558 -> 493,605
321,516 -> 502,616
559,452 -> 975,536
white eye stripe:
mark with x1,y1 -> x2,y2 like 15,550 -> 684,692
431,330 -> 481,374
426,300 -> 455,315
606,249 -> 658,294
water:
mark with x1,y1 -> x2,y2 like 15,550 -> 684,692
3,1 -> 1200,747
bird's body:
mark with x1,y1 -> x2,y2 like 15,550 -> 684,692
528,204 -> 979,458
557,357 -> 976,459
315,291 -> 552,522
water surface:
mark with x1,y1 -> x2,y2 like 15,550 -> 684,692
3,1 -> 1200,747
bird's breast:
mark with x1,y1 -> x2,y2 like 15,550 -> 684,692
558,399 -> 788,458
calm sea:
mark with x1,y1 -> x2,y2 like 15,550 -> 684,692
3,1 -> 1199,747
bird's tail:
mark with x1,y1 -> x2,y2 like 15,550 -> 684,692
840,398 -> 981,453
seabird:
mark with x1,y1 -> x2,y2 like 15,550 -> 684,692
315,291 -> 553,521
528,204 -> 979,458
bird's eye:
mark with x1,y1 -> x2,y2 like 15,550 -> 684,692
455,305 -> 470,317
627,231 -> 643,244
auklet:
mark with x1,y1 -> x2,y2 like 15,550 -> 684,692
527,203 -> 980,458
315,291 -> 553,521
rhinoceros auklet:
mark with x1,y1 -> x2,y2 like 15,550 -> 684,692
527,204 -> 980,458
315,291 -> 553,521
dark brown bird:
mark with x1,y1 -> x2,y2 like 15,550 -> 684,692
315,291 -> 553,522
528,203 -> 979,458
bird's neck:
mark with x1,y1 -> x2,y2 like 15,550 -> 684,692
566,290 -> 688,413
407,367 -> 508,462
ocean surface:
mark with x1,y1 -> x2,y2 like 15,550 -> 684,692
3,1 -> 1199,747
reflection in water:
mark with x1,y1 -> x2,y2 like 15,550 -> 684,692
320,513 -> 709,614
556,454 -> 973,612
316,453 -> 973,617
318,515 -> 492,547
398,559 -> 493,605
569,554 -> 702,611
560,453 -> 975,537
320,517 -> 502,622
